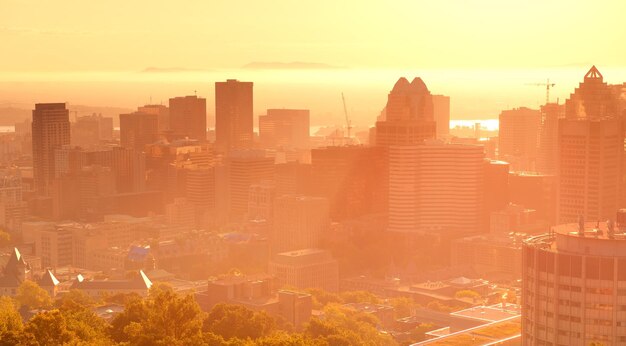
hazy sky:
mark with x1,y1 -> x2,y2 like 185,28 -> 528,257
1,0 -> 625,123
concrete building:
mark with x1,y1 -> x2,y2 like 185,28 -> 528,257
71,114 -> 113,148
119,111 -> 159,151
32,103 -> 70,195
557,66 -> 625,224
537,103 -> 564,175
521,212 -> 626,345
375,77 -> 436,146
259,109 -> 310,149
200,274 -> 312,329
432,94 -> 450,139
71,270 -> 152,298
388,141 -> 484,234
138,104 -> 170,133
0,168 -> 26,233
169,96 -> 206,141
215,79 -> 253,152
248,180 -> 275,222
509,172 -> 557,224
310,145 -> 386,221
271,195 -> 329,254
269,248 -> 339,292
498,107 -> 542,172
225,150 -> 275,221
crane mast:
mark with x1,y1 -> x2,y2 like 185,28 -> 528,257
341,92 -> 352,139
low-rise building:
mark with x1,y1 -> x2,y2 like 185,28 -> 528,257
269,248 -> 339,292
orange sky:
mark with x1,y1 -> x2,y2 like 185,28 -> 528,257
1,0 -> 625,122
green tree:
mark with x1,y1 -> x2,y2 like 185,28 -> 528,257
388,296 -> 416,319
305,303 -> 396,346
24,310 -> 74,345
15,280 -> 52,310
0,296 -> 22,333
57,291 -> 112,344
454,290 -> 481,300
204,304 -> 277,341
109,283 -> 205,345
305,288 -> 343,309
340,291 -> 381,305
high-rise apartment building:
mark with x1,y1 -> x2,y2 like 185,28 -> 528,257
169,96 -> 206,141
537,103 -> 564,175
259,109 -> 310,149
375,77 -> 436,146
215,80 -> 253,152
522,213 -> 626,345
498,107 -> 542,172
119,112 -> 159,151
388,141 -> 484,234
32,103 -> 70,195
271,195 -> 329,254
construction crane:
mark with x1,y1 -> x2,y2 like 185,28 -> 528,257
527,79 -> 556,105
341,92 -> 352,139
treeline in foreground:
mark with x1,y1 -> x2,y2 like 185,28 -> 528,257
0,282 -> 401,346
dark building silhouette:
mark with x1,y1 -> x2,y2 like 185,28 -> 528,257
169,96 -> 206,141
311,146 -> 386,221
215,80 -> 253,152
119,112 -> 158,151
32,103 -> 70,195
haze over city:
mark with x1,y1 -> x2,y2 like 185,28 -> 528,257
1,1 -> 626,346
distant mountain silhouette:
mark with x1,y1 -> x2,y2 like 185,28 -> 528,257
141,67 -> 211,73
242,61 -> 346,70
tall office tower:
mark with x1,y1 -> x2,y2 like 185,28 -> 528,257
275,162 -> 312,197
87,147 -> 146,193
509,172 -> 557,224
138,104 -> 170,133
498,107 -> 542,172
557,66 -> 625,223
521,213 -> 626,345
248,181 -> 275,221
259,109 -> 310,149
271,195 -> 329,254
565,65 -> 620,121
374,77 -> 436,146
536,103 -> 564,175
432,94 -> 450,139
0,168 -> 27,233
32,103 -> 70,195
483,160 -> 510,229
215,80 -> 253,152
119,112 -> 159,151
225,150 -> 275,221
169,96 -> 206,141
71,114 -> 114,148
185,165 -> 216,228
310,146 -> 386,221
388,141 -> 484,234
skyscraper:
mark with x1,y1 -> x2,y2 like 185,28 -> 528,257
215,80 -> 253,152
259,109 -> 310,149
498,107 -> 542,172
119,112 -> 159,151
387,141 -> 484,234
169,96 -> 206,141
432,94 -> 450,139
375,77 -> 436,146
32,103 -> 70,195
138,104 -> 170,133
557,66 -> 624,223
271,195 -> 329,254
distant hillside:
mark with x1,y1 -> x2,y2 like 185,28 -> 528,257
0,104 -> 132,126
